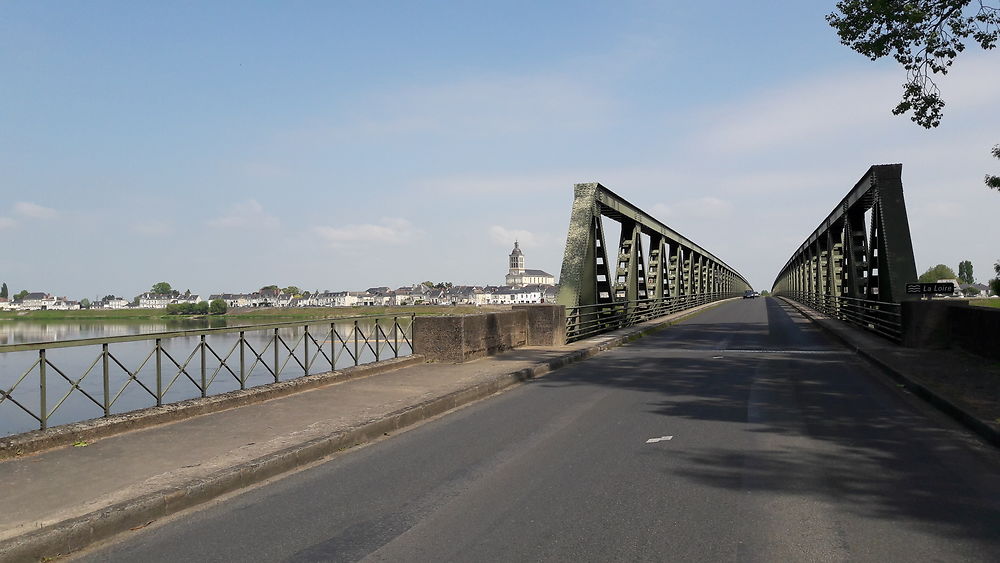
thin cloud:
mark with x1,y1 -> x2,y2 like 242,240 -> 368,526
489,226 -> 542,247
695,53 -> 1000,154
14,201 -> 58,219
0,217 -> 16,229
207,200 -> 279,230
313,218 -> 420,247
651,197 -> 734,221
350,73 -> 615,139
131,220 -> 174,236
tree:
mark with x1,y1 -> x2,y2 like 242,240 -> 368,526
962,285 -> 981,296
988,145 -> 1000,191
80,298 -> 91,309
958,259 -> 975,284
210,299 -> 228,315
15,289 -> 29,301
260,285 -> 279,292
827,1 -> 999,189
992,260 -> 1000,296
282,286 -> 301,296
151,281 -> 173,295
828,1 -> 999,129
0,282 -> 7,299
918,264 -> 958,282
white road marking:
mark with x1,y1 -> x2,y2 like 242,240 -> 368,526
645,436 -> 673,443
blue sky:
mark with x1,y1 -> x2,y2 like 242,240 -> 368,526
2,1 -> 998,299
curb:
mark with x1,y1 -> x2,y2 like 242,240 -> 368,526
0,300 -> 727,562
777,297 -> 1000,448
0,355 -> 427,461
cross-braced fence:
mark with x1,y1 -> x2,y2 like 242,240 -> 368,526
0,315 -> 414,434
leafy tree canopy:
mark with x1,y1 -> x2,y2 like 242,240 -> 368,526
15,289 -> 29,300
80,298 -> 91,308
988,145 -> 1000,190
827,0 -> 999,129
958,259 -> 975,283
260,285 -> 280,292
0,282 -> 7,299
151,281 -> 173,295
210,299 -> 228,315
282,286 -> 301,296
918,263 -> 958,282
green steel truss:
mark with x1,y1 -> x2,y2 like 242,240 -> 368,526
557,182 -> 750,307
772,164 -> 917,305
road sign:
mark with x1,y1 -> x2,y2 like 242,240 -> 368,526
905,282 -> 956,295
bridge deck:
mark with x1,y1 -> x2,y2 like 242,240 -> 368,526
3,299 -> 1000,561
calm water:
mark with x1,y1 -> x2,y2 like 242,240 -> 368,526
0,318 -> 412,436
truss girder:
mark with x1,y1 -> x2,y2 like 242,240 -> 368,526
772,164 -> 916,304
558,182 -> 750,307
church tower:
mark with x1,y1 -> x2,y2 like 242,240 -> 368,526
506,241 -> 525,286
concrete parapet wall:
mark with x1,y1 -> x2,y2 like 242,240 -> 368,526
901,300 -> 966,349
513,304 -> 567,346
413,305 -> 566,363
902,300 -> 1000,360
948,304 -> 1000,361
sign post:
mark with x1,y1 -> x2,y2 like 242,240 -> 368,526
905,282 -> 957,299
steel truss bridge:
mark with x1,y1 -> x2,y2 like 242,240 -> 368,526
556,165 -> 918,343
557,182 -> 751,341
772,164 -> 917,341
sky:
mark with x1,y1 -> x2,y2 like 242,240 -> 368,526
2,1 -> 998,300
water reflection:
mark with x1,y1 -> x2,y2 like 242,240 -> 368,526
0,318 -> 231,346
0,318 -> 412,436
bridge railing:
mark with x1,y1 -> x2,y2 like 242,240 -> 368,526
784,291 -> 903,342
566,292 -> 739,342
772,164 -> 916,343
0,315 -> 414,433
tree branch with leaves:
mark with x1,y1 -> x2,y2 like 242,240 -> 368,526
828,1 -> 999,189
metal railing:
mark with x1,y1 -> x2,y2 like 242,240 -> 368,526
782,292 -> 902,342
0,315 -> 415,433
565,292 -> 739,342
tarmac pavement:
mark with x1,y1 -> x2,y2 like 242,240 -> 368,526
1,297 -> 997,562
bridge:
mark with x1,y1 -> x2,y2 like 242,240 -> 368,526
1,165 -> 999,561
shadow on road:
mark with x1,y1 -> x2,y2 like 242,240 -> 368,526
501,298 -> 1000,548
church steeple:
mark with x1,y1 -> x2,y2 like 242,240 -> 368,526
509,241 -> 525,275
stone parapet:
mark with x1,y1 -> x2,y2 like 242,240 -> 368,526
413,306 -> 567,363
513,304 -> 567,346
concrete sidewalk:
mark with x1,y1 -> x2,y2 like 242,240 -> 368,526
781,297 -> 1000,448
0,301 -> 725,562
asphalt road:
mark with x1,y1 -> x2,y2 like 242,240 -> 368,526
75,298 -> 1000,562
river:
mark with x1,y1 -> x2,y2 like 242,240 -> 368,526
0,317 -> 412,436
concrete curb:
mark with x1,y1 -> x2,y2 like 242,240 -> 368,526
0,300 -> 726,562
778,297 -> 1000,448
0,355 -> 427,461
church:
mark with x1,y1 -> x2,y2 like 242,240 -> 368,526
504,241 -> 556,286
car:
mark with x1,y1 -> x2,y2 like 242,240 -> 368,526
743,290 -> 757,299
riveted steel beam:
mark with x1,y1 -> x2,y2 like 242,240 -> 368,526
772,164 -> 917,340
558,182 -> 750,307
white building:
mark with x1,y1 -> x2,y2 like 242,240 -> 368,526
504,241 -> 555,286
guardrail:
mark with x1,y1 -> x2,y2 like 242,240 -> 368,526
566,292 -> 738,342
783,292 -> 902,342
0,315 -> 414,433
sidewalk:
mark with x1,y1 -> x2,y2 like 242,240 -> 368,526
781,297 -> 1000,447
0,301 -> 722,562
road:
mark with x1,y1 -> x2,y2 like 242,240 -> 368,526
75,298 -> 1000,562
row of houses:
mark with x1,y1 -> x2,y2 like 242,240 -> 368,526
209,284 -> 561,308
1,283 -> 562,312
0,293 -> 82,311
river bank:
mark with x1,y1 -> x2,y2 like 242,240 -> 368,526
0,304 -> 501,322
